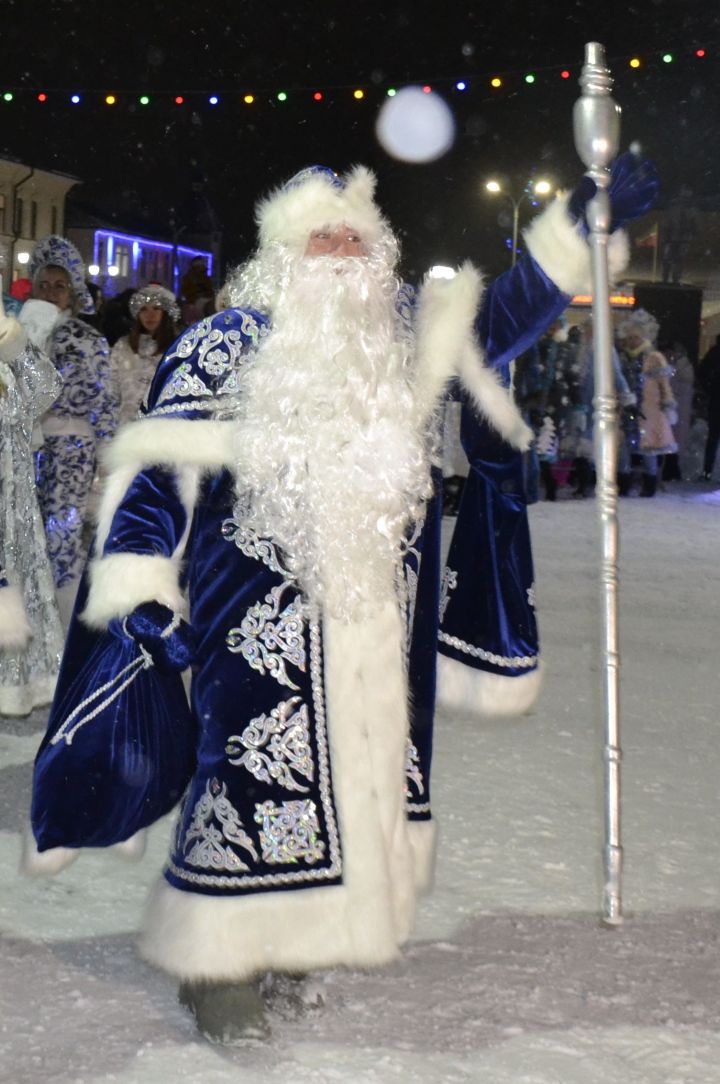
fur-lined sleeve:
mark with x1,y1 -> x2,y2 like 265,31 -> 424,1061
477,195 -> 629,372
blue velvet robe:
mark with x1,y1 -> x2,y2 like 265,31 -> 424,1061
31,253 -> 570,903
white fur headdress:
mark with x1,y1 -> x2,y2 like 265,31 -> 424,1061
617,307 -> 659,344
255,165 -> 391,254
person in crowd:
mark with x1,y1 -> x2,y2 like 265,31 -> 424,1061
617,310 -> 677,497
514,316 -> 579,501
26,158 -> 656,1044
568,318 -> 635,497
0,294 -> 64,715
101,286 -> 136,347
697,333 -> 720,481
26,236 -> 118,622
110,285 -> 180,425
662,340 -> 694,481
179,256 -> 214,326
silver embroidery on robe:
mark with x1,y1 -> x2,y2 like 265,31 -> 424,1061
527,583 -> 536,609
439,566 -> 458,622
226,581 -> 306,689
404,738 -> 425,799
221,515 -> 295,580
226,696 -> 313,793
254,799 -> 325,865
397,520 -> 423,659
184,777 -> 259,872
154,361 -> 211,406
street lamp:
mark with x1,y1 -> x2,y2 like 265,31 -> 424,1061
484,177 -> 554,266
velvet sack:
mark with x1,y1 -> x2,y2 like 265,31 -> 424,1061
31,578 -> 197,852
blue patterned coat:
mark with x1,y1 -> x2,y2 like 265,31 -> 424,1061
29,199 -> 613,980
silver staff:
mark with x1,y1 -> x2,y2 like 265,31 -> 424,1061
573,43 -> 623,926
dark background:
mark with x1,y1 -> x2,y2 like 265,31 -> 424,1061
2,0 -> 719,281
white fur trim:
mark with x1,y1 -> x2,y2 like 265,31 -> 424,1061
414,263 -> 531,450
0,315 -> 27,364
0,675 -> 57,716
256,165 -> 389,253
112,828 -> 148,861
523,194 -> 630,296
20,828 -> 79,876
84,417 -> 215,628
102,418 -> 233,477
0,584 -> 32,650
407,818 -> 437,894
436,653 -> 543,717
458,344 -> 533,450
140,600 -> 425,981
82,553 -> 185,629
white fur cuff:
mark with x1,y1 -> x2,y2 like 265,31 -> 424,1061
436,653 -> 542,717
0,584 -> 32,650
20,828 -> 79,877
82,553 -> 185,629
524,194 -> 629,296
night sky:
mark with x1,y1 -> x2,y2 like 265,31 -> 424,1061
2,0 -> 719,281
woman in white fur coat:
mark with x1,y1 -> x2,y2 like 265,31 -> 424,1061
26,161 -> 656,1043
110,285 -> 180,425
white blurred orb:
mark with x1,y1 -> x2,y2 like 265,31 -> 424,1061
629,140 -> 642,156
375,86 -> 455,163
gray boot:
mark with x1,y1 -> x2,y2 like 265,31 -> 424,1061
259,971 -> 325,1020
179,979 -> 271,1044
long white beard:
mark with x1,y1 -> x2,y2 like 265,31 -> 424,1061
231,255 -> 432,621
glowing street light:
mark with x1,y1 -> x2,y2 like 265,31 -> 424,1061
484,177 -> 554,266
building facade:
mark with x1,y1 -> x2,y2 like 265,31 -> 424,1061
0,157 -> 78,284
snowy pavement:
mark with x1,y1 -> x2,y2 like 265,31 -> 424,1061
1,484 -> 719,1083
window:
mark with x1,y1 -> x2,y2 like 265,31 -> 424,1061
30,201 -> 38,239
14,197 -> 23,236
0,194 -> 5,233
51,205 -> 58,234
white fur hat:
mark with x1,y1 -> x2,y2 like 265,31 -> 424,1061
617,307 -> 659,344
255,165 -> 391,253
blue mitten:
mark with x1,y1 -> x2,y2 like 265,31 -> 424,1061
568,151 -> 660,233
110,602 -> 195,673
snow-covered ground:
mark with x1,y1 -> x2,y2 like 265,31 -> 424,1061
2,484 -> 719,1084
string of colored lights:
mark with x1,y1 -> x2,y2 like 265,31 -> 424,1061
1,46 -> 717,107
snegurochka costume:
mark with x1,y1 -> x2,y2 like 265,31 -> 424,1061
27,160 -> 655,983
28,236 -> 118,606
0,317 -> 64,715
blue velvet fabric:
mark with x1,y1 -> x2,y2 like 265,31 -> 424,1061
438,405 -> 539,677
31,575 -> 197,851
29,259 -> 575,877
164,469 -> 343,896
103,468 -> 187,558
478,255 -> 571,373
112,602 -> 196,674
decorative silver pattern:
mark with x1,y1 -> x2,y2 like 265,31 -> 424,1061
167,614 -> 343,889
221,517 -> 294,579
404,738 -> 425,798
254,799 -> 325,866
527,584 -> 536,609
183,778 -> 259,873
438,630 -> 538,669
225,582 -> 306,689
439,566 -> 458,622
226,696 -> 313,793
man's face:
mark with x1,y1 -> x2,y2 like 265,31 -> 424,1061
304,225 -> 365,258
34,266 -> 72,310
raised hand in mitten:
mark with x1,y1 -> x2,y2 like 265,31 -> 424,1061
568,151 -> 660,233
109,601 -> 195,673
